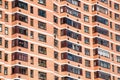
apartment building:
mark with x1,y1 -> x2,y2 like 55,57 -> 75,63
0,0 -> 120,80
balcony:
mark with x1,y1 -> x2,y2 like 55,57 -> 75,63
61,41 -> 82,52
12,39 -> 28,48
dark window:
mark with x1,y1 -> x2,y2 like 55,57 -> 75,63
0,0 -> 2,5
115,24 -> 120,31
85,60 -> 90,67
4,53 -> 8,61
86,71 -> 91,78
38,72 -> 47,80
30,57 -> 34,64
38,33 -> 46,42
84,4 -> 89,11
54,39 -> 58,47
116,34 -> 120,42
53,4 -> 58,12
54,16 -> 58,23
38,21 -> 46,30
5,14 -> 8,22
0,11 -> 2,19
54,51 -> 58,59
12,52 -> 28,62
84,26 -> 89,33
38,9 -> 46,17
54,63 -> 58,71
12,66 -> 28,75
30,18 -> 34,26
99,0 -> 108,4
30,6 -> 33,13
116,45 -> 120,52
30,44 -> 34,51
84,37 -> 90,44
85,48 -> 90,56
38,58 -> 46,68
18,1 -> 28,10
38,46 -> 47,54
5,1 -> 8,9
30,70 -> 34,78
5,40 -> 8,48
114,3 -> 119,10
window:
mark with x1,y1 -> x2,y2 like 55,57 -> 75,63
118,67 -> 120,73
98,60 -> 110,69
0,24 -> 2,32
5,14 -> 8,22
17,13 -> 28,23
116,34 -> 120,42
97,5 -> 108,14
0,65 -> 1,73
54,39 -> 58,47
0,11 -> 2,19
96,16 -> 108,25
30,18 -> 34,26
38,21 -> 46,30
0,51 -> 2,59
115,13 -> 120,20
30,44 -> 34,51
30,70 -> 34,78
30,57 -> 34,64
54,76 -> 59,80
38,33 -> 46,42
54,16 -> 58,23
12,66 -> 28,75
99,0 -> 108,4
117,56 -> 120,63
85,48 -> 90,56
86,71 -> 91,78
38,0 -> 46,5
5,27 -> 8,35
114,3 -> 119,10
84,15 -> 89,22
115,24 -> 120,31
116,45 -> 120,52
38,9 -> 46,17
0,37 -> 2,45
84,4 -> 89,11
54,51 -> 58,59
12,52 -> 28,61
30,31 -> 34,39
0,0 -> 2,5
62,64 -> 82,75
4,53 -> 8,61
30,6 -> 33,13
38,72 -> 47,80
84,26 -> 89,33
5,40 -> 8,48
54,63 -> 58,71
85,60 -> 90,67
84,37 -> 90,44
38,46 -> 47,54
54,27 -> 58,36
38,59 -> 46,67
53,4 -> 58,12
5,1 -> 8,9
18,1 -> 28,10
61,17 -> 81,29
66,0 -> 80,6
4,67 -> 8,75
12,39 -> 28,48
